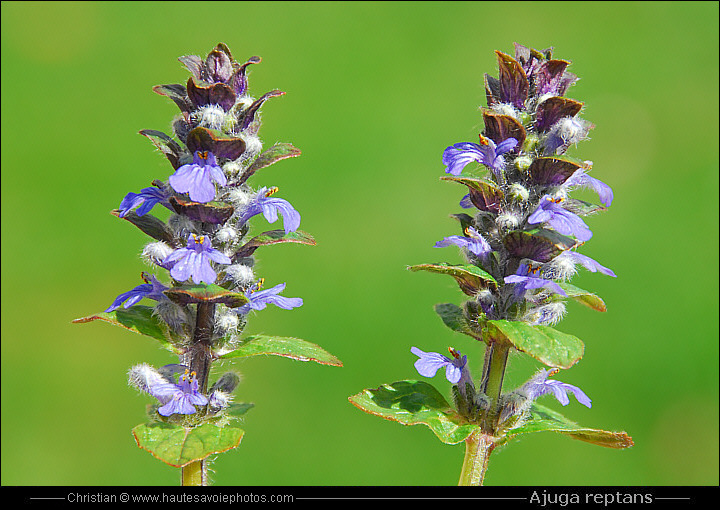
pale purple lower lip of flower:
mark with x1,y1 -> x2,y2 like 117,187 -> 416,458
237,282 -> 303,314
564,169 -> 614,207
104,274 -> 168,312
434,227 -> 491,258
560,251 -> 616,277
504,264 -> 567,297
442,137 -> 518,177
150,370 -> 209,416
236,187 -> 301,234
411,346 -> 466,384
163,234 -> 231,284
528,195 -> 592,242
168,150 -> 227,203
118,187 -> 172,218
523,369 -> 592,408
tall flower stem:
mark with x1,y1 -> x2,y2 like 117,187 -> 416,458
458,429 -> 496,486
182,460 -> 205,486
458,339 -> 510,485
479,340 -> 510,432
180,301 -> 216,487
190,302 -> 216,393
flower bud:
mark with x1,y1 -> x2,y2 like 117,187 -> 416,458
225,263 -> 255,287
491,102 -> 519,119
142,241 -> 174,266
508,183 -> 530,202
195,105 -> 226,130
522,302 -> 566,326
496,211 -> 521,231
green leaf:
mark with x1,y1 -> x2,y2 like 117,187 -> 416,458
434,303 -> 483,340
408,263 -> 498,295
168,197 -> 235,225
503,228 -> 576,262
440,176 -> 503,212
506,402 -> 634,449
227,403 -> 254,417
450,213 -> 475,233
219,335 -> 343,367
72,306 -> 179,352
139,129 -> 184,169
528,156 -> 582,185
132,422 -> 245,467
556,282 -> 606,312
484,320 -> 584,369
348,380 -> 477,444
240,143 -> 301,184
563,198 -> 606,217
233,229 -> 316,259
111,210 -> 176,246
164,283 -> 248,308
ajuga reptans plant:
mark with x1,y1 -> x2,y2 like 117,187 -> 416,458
349,44 -> 633,485
74,43 -> 342,486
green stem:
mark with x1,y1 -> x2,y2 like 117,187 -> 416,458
481,340 -> 510,432
181,460 -> 205,486
458,340 -> 510,485
458,429 -> 496,486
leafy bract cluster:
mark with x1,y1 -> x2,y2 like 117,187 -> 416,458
74,43 -> 341,469
350,44 -> 632,457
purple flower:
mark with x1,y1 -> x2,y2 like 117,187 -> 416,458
118,187 -> 171,218
163,234 -> 231,284
147,368 -> 209,416
411,346 -> 470,387
104,273 -> 168,313
557,251 -> 616,277
504,263 -> 567,298
522,369 -> 592,408
528,195 -> 592,242
168,150 -> 227,203
237,281 -> 303,314
434,226 -> 492,258
442,137 -> 518,177
235,187 -> 301,234
564,167 -> 614,207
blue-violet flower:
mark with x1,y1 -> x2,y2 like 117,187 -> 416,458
522,369 -> 592,408
235,186 -> 301,234
504,263 -> 567,298
163,233 -> 231,284
411,346 -> 470,386
442,137 -> 518,177
168,150 -> 227,203
118,187 -> 172,218
434,226 -> 492,258
237,281 -> 303,314
527,195 -> 593,242
563,167 -> 614,207
105,273 -> 168,313
557,251 -> 617,277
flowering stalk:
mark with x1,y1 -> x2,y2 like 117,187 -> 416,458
349,43 -> 632,486
74,43 -> 341,485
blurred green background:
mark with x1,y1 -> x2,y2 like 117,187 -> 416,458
2,1 -> 718,486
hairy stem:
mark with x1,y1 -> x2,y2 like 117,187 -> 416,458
459,340 -> 509,485
190,302 -> 215,393
181,302 -> 216,487
480,340 -> 510,432
458,429 -> 496,486
181,460 -> 205,486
